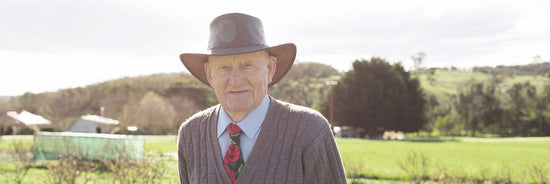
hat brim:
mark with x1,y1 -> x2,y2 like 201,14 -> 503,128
180,43 -> 296,87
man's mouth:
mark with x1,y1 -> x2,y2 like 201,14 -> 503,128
229,90 -> 249,94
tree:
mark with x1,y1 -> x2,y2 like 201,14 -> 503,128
395,63 -> 428,133
454,83 -> 502,136
411,52 -> 426,74
537,83 -> 550,135
119,92 -> 176,135
503,82 -> 538,136
322,58 -> 427,137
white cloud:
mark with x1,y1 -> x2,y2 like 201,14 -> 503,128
1,0 -> 550,96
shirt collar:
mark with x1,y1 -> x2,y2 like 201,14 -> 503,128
217,95 -> 270,140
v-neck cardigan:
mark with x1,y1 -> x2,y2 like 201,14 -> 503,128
177,97 -> 347,184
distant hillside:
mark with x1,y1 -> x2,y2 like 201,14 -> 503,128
417,69 -> 550,105
0,96 -> 10,101
473,62 -> 550,76
3,62 -> 339,134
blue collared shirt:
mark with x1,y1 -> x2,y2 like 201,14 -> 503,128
217,95 -> 270,162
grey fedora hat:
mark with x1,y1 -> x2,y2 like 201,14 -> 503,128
179,13 -> 297,87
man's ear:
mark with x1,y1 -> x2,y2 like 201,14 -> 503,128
204,62 -> 213,87
267,56 -> 277,84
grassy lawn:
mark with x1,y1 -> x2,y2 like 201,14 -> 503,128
1,135 -> 550,183
142,135 -> 178,153
338,137 -> 550,183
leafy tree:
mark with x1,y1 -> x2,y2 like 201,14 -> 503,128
322,58 -> 426,137
395,63 -> 428,133
454,83 -> 502,136
503,82 -> 539,136
537,84 -> 550,135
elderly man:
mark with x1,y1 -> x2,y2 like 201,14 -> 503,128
177,13 -> 347,184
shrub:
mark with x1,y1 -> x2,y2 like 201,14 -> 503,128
398,150 -> 430,183
8,140 -> 35,184
19,126 -> 39,135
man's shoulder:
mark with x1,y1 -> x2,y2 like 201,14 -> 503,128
272,99 -> 330,130
270,98 -> 335,147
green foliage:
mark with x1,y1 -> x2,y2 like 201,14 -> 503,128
323,58 -> 427,135
18,126 -> 39,135
419,69 -> 550,137
454,82 -> 502,136
448,81 -> 550,136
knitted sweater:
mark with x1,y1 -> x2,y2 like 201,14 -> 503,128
177,97 -> 347,184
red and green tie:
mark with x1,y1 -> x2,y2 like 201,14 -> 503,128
224,124 -> 245,183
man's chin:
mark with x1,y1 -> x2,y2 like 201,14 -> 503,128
225,105 -> 253,112
223,101 -> 256,112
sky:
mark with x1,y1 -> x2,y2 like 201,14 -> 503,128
1,0 -> 550,96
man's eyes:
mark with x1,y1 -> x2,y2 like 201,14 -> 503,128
219,65 -> 230,70
217,63 -> 254,70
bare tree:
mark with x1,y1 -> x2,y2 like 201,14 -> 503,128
120,92 -> 176,134
411,52 -> 426,75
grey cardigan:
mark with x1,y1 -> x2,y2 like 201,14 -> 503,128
177,97 -> 347,184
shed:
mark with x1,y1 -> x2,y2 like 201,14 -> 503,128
5,110 -> 51,127
334,126 -> 359,138
69,115 -> 119,133
3,110 -> 51,134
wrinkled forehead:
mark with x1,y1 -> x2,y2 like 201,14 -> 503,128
207,50 -> 269,63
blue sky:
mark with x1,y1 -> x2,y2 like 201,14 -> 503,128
1,0 -> 549,96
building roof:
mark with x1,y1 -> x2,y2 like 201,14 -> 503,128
80,114 -> 119,125
6,110 -> 51,126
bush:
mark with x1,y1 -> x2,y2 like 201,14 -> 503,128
8,140 -> 35,184
398,150 -> 430,183
19,126 -> 39,135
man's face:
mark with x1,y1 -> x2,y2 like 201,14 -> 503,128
205,50 -> 276,117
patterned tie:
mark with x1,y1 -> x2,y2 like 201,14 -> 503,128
224,123 -> 245,183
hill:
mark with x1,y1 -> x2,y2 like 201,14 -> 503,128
417,69 -> 550,105
1,62 -> 338,135
0,96 -> 10,101
1,72 -> 217,134
473,62 -> 550,76
3,61 -> 550,136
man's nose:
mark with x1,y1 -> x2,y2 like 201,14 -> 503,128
228,69 -> 246,85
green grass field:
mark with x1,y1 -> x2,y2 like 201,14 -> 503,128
338,137 -> 550,183
1,136 -> 549,183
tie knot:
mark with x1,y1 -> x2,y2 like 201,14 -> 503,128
227,123 -> 242,135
